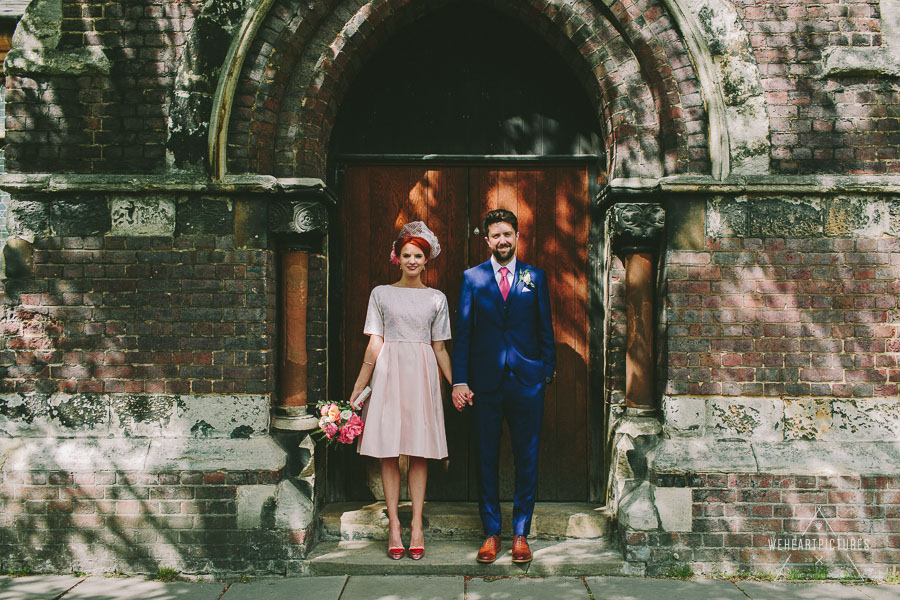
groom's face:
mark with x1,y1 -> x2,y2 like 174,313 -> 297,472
485,221 -> 518,263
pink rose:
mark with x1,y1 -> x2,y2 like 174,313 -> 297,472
324,423 -> 338,440
338,413 -> 363,443
327,404 -> 341,423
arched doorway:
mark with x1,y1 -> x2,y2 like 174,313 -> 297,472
328,3 -> 604,503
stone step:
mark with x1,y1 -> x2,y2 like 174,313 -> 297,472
321,502 -> 613,541
305,539 -> 639,577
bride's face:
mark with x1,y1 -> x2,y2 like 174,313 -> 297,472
399,243 -> 427,277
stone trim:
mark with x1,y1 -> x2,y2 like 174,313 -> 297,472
208,0 -> 277,179
605,174 -> 900,196
0,393 -> 271,439
664,396 -> 900,442
0,173 -> 335,196
648,438 -> 900,476
0,436 -> 287,473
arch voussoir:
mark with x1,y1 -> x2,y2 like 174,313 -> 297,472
223,0 -> 711,180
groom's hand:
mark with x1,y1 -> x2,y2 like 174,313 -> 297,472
452,385 -> 474,411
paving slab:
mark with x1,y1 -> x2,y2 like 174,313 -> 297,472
467,576 -> 590,600
853,583 -> 900,600
734,581 -> 873,599
222,576 -> 347,599
0,576 -> 83,600
585,576 -> 746,600
307,539 -> 628,577
60,577 -> 226,599
340,575 -> 463,600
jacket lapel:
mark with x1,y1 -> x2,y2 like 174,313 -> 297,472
508,261 -> 528,304
479,261 -> 506,319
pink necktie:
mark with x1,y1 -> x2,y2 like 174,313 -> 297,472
499,266 -> 510,301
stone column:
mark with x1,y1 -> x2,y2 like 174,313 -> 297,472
611,202 -> 666,413
270,200 -> 329,431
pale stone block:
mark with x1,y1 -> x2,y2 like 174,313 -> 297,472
707,397 -> 783,441
144,437 -> 287,472
109,196 -> 176,236
653,486 -> 692,532
237,485 -> 277,529
618,482 -> 659,531
783,398 -> 832,441
2,438 -> 150,472
829,399 -> 900,441
274,479 -> 314,531
168,394 -> 270,438
648,439 -> 758,474
753,441 -> 900,476
663,396 -> 705,437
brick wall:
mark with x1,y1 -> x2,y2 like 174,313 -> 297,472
4,0 -> 202,174
0,467 -> 310,574
636,472 -> 900,577
736,0 -> 900,174
665,223 -> 900,401
1,233 -> 276,395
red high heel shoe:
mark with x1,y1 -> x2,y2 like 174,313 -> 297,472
387,545 -> 406,560
408,545 -> 425,560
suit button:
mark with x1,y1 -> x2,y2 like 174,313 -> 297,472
545,377 -> 552,384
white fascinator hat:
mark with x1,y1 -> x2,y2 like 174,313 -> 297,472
390,221 -> 441,264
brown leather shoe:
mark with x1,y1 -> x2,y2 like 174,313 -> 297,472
476,535 -> 501,563
511,535 -> 532,563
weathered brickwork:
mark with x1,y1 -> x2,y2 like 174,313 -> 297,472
0,468 -> 310,574
1,234 -> 276,395
4,0 -> 202,174
665,227 -> 900,400
735,0 -> 900,174
636,473 -> 900,577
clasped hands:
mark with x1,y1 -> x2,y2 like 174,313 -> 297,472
451,385 -> 474,412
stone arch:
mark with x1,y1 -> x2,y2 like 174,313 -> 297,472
213,0 -> 716,181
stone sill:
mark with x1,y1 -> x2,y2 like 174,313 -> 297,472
649,439 -> 900,477
606,174 -> 900,196
0,436 -> 287,473
0,173 -> 335,199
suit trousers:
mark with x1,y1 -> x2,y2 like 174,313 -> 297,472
474,368 -> 545,537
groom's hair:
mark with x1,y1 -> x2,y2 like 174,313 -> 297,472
482,209 -> 518,234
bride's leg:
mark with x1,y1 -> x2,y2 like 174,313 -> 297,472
381,457 -> 403,548
408,456 -> 428,547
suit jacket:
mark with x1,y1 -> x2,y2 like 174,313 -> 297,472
452,259 -> 556,392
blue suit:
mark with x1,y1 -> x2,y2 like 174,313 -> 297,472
452,259 -> 555,537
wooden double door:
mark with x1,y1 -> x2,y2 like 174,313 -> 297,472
341,164 -> 591,501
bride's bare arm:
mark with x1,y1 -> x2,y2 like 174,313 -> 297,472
431,340 -> 453,384
350,334 -> 384,403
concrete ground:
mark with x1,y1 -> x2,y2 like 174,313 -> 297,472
1,575 -> 898,600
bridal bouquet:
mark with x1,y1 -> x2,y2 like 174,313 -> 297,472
314,387 -> 368,446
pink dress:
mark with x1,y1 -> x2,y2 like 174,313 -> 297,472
357,285 -> 451,459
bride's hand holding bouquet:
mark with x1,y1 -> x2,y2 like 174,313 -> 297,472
314,386 -> 368,446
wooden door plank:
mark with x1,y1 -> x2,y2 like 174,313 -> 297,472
533,167 -> 560,501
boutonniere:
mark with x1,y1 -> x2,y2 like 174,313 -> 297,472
518,268 -> 535,290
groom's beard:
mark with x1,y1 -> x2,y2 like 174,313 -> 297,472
492,243 -> 516,263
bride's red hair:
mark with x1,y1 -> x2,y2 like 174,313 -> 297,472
394,235 -> 431,259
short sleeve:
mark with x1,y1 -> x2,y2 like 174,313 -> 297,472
363,288 -> 384,336
431,292 -> 452,341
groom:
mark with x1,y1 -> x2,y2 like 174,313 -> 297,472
451,209 -> 556,564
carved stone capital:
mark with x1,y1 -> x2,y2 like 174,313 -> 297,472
269,201 -> 329,234
610,202 -> 665,255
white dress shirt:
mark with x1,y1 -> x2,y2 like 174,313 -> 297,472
491,255 -> 516,288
